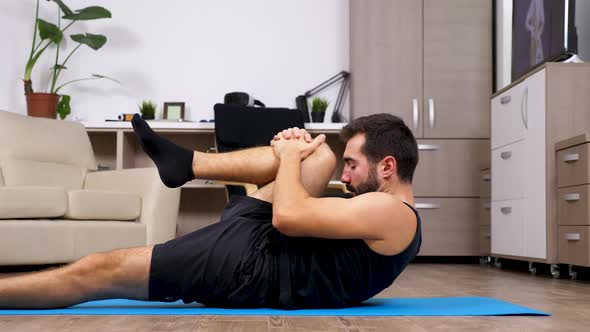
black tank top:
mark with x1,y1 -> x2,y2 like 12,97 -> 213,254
277,202 -> 422,308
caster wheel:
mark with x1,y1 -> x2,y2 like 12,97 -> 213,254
528,262 -> 537,275
479,256 -> 490,265
550,264 -> 560,279
494,257 -> 502,269
569,265 -> 578,280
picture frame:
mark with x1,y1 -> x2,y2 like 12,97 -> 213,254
163,102 -> 185,121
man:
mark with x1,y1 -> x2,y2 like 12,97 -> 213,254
0,113 -> 420,309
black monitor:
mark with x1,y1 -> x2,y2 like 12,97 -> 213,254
511,0 -> 578,81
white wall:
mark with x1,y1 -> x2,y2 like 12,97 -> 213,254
0,0 -> 349,122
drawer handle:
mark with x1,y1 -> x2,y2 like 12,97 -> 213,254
565,233 -> 581,241
563,193 -> 581,202
418,144 -> 440,151
563,153 -> 580,163
500,207 -> 512,214
500,151 -> 512,160
482,174 -> 491,182
500,95 -> 511,105
416,203 -> 441,210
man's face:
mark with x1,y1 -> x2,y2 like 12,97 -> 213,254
340,134 -> 381,196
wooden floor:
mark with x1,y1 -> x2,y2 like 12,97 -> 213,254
0,263 -> 589,331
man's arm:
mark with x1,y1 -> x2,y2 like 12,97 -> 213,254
271,137 -> 416,254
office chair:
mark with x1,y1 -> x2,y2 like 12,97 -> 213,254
213,103 -> 350,199
213,103 -> 305,198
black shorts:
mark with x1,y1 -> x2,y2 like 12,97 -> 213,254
148,195 -> 280,307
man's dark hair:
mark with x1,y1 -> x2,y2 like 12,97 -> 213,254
340,113 -> 418,184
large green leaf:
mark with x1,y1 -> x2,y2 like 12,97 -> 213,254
56,95 -> 71,120
71,33 -> 107,50
63,6 -> 111,20
37,19 -> 63,43
50,0 -> 73,16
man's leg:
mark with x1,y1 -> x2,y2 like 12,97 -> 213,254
0,246 -> 152,309
132,115 -> 289,188
132,114 -> 323,188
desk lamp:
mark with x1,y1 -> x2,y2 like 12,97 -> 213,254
296,71 -> 350,123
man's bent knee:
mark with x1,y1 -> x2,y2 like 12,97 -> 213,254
308,143 -> 337,171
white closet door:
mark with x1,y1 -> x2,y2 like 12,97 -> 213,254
523,69 -> 547,259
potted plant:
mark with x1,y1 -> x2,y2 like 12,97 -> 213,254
24,0 -> 115,119
311,97 -> 329,123
139,100 -> 157,120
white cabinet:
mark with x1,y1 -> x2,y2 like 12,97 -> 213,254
491,69 -> 546,260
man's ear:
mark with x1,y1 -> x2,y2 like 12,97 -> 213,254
381,156 -> 397,179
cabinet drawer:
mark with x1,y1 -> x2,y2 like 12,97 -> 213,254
480,225 -> 491,255
558,226 -> 590,266
479,169 -> 491,198
416,198 -> 479,256
479,198 -> 491,226
413,140 -> 489,197
492,140 -> 525,201
491,198 -> 525,257
557,144 -> 590,188
491,83 -> 526,149
558,185 -> 590,226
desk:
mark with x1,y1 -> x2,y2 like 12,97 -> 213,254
83,122 -> 347,236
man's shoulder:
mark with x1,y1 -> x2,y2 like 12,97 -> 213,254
351,192 -> 412,216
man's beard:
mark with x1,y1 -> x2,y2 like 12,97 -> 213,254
346,168 -> 380,196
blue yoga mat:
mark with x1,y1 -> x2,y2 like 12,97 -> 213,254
0,297 -> 549,316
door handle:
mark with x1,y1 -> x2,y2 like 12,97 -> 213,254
412,98 -> 419,129
415,203 -> 441,210
428,98 -> 435,128
500,151 -> 512,159
500,95 -> 511,105
521,87 -> 528,129
563,193 -> 581,201
418,144 -> 440,151
565,233 -> 581,241
563,153 -> 580,163
500,207 -> 512,214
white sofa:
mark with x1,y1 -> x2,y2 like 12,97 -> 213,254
0,111 -> 181,265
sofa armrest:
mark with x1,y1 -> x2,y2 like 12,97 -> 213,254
83,167 -> 180,245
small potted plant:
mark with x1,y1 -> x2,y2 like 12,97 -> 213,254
139,100 -> 157,120
311,97 -> 329,123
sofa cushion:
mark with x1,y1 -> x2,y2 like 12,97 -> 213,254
0,111 -> 97,170
0,159 -> 85,190
0,220 -> 74,265
0,186 -> 67,219
65,190 -> 141,221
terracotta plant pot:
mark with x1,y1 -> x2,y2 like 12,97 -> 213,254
26,93 -> 59,119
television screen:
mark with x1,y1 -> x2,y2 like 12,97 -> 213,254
511,0 -> 577,81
